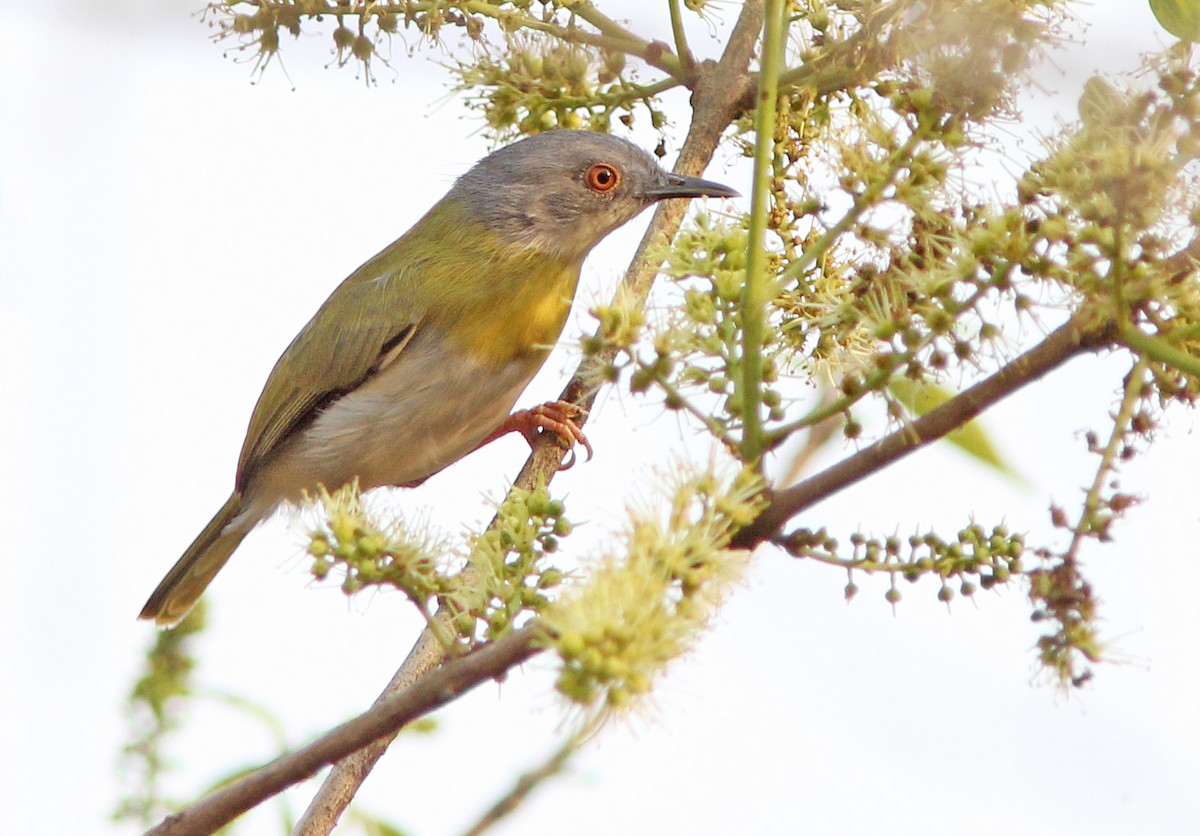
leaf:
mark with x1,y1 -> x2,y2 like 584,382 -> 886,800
1078,77 -> 1125,129
348,809 -> 414,836
886,378 -> 1023,482
1149,0 -> 1200,41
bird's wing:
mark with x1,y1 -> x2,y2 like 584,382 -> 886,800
235,274 -> 422,489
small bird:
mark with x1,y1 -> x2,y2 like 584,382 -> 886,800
139,130 -> 737,626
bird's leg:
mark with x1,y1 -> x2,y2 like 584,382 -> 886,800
481,400 -> 593,469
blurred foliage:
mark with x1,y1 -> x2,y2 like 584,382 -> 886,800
116,603 -> 208,826
116,596 -> 429,832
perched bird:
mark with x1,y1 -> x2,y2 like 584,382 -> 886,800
140,129 -> 737,626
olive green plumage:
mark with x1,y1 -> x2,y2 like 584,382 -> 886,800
140,130 -> 737,626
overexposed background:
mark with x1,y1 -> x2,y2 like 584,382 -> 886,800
2,1 -> 1198,834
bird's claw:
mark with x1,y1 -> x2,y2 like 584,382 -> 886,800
505,401 -> 593,470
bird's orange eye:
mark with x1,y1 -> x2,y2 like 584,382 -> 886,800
585,163 -> 619,193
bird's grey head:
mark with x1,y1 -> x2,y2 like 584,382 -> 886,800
449,130 -> 737,261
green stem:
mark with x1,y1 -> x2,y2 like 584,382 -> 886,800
1119,324 -> 1200,378
1165,322 -> 1200,343
613,74 -> 684,103
667,0 -> 696,75
524,75 -> 682,115
572,3 -> 687,78
1062,357 -> 1148,564
738,0 -> 787,465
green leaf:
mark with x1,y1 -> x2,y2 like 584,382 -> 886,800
1078,77 -> 1124,129
886,378 -> 1023,481
348,809 -> 414,836
1149,0 -> 1200,41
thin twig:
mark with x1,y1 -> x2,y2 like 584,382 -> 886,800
732,315 -> 1118,548
145,627 -> 543,836
1062,357 -> 1148,565
667,0 -> 696,77
570,4 -> 687,78
461,731 -> 582,836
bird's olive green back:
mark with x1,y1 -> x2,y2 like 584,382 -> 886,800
234,197 -> 579,490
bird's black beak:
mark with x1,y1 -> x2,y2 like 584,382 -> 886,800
644,173 -> 740,200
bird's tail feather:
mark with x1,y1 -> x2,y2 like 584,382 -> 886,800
139,494 -> 249,626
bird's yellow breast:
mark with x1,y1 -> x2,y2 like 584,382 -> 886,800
451,259 -> 579,366
389,202 -> 583,367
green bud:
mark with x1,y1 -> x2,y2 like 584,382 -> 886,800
607,686 -> 631,708
454,612 -> 476,636
627,671 -> 651,694
558,631 -> 586,658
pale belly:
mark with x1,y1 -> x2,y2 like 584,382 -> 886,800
246,326 -> 546,507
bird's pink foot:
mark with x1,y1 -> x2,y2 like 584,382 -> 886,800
487,401 -> 593,469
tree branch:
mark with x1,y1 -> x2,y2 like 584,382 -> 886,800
461,730 -> 582,836
146,626 -> 543,836
292,4 -> 766,833
732,315 -> 1119,548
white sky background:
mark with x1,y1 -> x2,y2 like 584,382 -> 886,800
2,1 -> 1198,834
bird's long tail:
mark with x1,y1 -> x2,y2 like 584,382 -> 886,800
139,494 -> 249,626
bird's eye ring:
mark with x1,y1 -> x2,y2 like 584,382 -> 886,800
585,163 -> 619,193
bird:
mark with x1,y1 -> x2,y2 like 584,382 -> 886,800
139,129 -> 738,626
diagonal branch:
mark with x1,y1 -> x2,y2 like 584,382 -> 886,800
291,4 -> 766,834
732,314 -> 1119,549
145,626 -> 543,836
461,728 -> 583,836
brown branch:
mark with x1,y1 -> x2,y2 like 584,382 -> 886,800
732,315 -> 1119,549
291,4 -> 766,834
145,628 -> 542,836
461,731 -> 581,836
